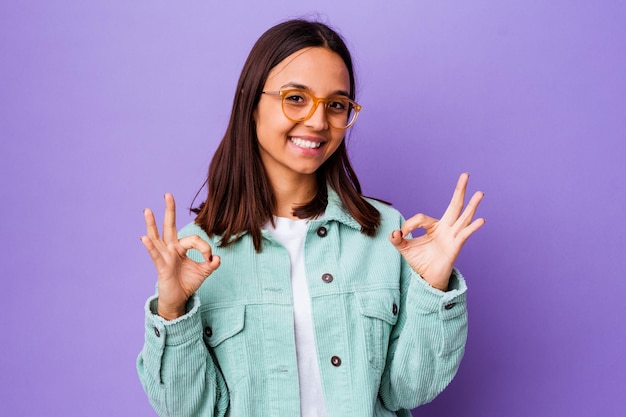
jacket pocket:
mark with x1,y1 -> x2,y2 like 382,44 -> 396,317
357,290 -> 400,371
200,304 -> 247,388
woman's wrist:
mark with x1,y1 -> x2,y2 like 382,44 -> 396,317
427,281 -> 449,292
421,269 -> 453,292
157,300 -> 187,321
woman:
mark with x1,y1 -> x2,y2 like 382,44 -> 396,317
137,19 -> 484,417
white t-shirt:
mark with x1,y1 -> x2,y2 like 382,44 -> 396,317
264,216 -> 327,417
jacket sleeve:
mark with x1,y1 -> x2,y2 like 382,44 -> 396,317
136,294 -> 229,417
378,260 -> 468,410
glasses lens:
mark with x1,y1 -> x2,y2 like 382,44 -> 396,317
326,97 -> 355,129
282,90 -> 312,122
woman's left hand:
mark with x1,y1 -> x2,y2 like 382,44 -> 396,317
389,173 -> 485,291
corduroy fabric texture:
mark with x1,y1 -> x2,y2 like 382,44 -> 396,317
137,190 -> 468,417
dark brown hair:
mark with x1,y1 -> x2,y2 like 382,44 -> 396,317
192,19 -> 380,251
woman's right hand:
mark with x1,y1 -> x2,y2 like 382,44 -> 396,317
140,193 -> 221,320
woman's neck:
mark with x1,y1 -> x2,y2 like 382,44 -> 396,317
270,174 -> 318,219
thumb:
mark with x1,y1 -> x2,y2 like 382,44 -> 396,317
205,254 -> 221,271
195,254 -> 221,280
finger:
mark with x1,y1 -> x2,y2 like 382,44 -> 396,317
457,217 -> 486,243
441,173 -> 469,224
401,213 -> 438,237
202,254 -> 221,274
193,254 -> 222,279
179,235 -> 222,276
454,191 -> 484,232
388,229 -> 406,248
163,193 -> 177,244
144,208 -> 160,240
140,235 -> 166,270
179,234 -> 213,262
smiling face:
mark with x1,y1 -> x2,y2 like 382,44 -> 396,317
254,47 -> 351,186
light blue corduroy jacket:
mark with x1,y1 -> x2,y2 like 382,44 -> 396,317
137,191 -> 468,417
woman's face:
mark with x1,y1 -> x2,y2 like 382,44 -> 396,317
254,47 -> 350,183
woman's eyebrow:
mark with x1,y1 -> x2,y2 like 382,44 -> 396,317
279,82 -> 350,97
280,82 -> 308,90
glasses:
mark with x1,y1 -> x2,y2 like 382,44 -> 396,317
261,89 -> 362,129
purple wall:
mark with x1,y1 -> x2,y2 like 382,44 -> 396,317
1,1 -> 625,416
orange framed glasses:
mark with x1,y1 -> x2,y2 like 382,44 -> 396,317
261,88 -> 362,129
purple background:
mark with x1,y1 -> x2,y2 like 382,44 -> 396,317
1,1 -> 625,416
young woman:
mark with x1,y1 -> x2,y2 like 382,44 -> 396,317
137,19 -> 484,417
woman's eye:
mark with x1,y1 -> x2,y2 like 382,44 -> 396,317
328,100 -> 348,111
285,93 -> 306,104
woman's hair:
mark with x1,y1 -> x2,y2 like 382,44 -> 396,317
192,19 -> 381,251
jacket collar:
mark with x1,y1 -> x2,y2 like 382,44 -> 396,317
324,187 -> 361,231
235,186 -> 362,243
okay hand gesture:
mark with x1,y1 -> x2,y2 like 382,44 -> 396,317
140,194 -> 221,320
389,173 -> 485,291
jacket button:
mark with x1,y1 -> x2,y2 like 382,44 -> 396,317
444,303 -> 457,310
392,303 -> 398,315
204,326 -> 213,337
331,356 -> 342,367
316,226 -> 328,237
322,273 -> 334,283
154,327 -> 161,337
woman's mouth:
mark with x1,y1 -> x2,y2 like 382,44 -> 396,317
289,137 -> 323,149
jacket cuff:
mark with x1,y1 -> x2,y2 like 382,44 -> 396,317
409,268 -> 467,320
144,294 -> 203,346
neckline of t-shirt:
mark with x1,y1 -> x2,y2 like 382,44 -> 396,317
264,213 -> 326,233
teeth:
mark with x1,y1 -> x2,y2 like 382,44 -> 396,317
290,137 -> 322,149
